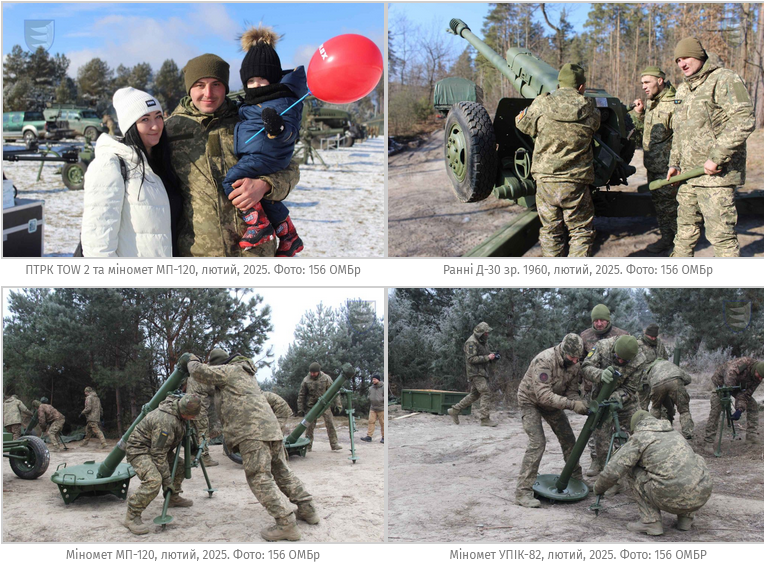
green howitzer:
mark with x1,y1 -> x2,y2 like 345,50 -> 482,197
534,369 -> 620,503
714,385 -> 742,457
637,166 -> 706,193
340,388 -> 359,464
50,353 -> 192,504
285,363 -> 356,457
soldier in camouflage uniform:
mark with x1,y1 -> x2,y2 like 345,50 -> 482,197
33,397 -> 66,451
123,394 -> 202,535
448,322 -> 499,427
3,394 -> 33,439
642,360 -> 694,439
297,362 -> 343,451
185,375 -> 218,467
515,334 -> 590,508
582,335 -> 646,477
516,63 -> 600,257
667,38 -> 755,258
594,411 -> 712,535
265,391 -> 292,435
166,54 -> 299,257
629,67 -> 678,254
704,359 -> 763,445
188,348 -> 317,542
636,323 -> 670,411
80,386 -> 108,448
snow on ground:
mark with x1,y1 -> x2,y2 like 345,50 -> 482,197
2,136 -> 384,258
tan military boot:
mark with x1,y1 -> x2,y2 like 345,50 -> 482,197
744,435 -> 761,445
202,455 -> 219,467
81,440 -> 90,447
295,502 -> 320,525
447,408 -> 460,425
124,510 -> 149,535
675,515 -> 693,531
100,442 -> 108,449
330,444 -> 344,451
585,460 -> 602,477
480,418 -> 498,427
169,494 -> 194,508
515,492 -> 541,508
627,521 -> 663,536
261,515 -> 302,542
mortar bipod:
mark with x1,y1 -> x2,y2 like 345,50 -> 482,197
714,385 -> 742,458
589,398 -> 628,516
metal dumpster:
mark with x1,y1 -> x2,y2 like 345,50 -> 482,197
401,389 -> 471,415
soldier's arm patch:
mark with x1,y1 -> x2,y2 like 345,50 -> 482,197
538,372 -> 549,383
586,348 -> 595,358
674,99 -> 682,105
516,108 -> 528,122
733,82 -> 750,104
468,344 -> 476,355
156,430 -> 169,450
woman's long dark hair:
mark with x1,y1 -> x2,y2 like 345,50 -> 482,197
122,120 -> 179,193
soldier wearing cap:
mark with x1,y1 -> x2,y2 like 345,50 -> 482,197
580,304 -> 629,354
32,397 -> 66,451
123,393 -> 202,535
515,63 -> 600,257
515,334 -> 590,508
594,410 -> 712,536
80,386 -> 107,449
448,322 -> 499,427
629,66 -> 678,254
704,358 -> 764,445
668,37 -> 755,257
582,335 -> 646,477
297,362 -> 343,451
361,372 -> 385,443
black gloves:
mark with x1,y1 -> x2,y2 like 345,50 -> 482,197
262,107 -> 285,137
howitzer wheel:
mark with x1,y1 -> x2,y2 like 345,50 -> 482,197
444,101 -> 497,203
62,162 -> 87,191
8,435 -> 50,479
533,474 -> 589,502
222,439 -> 243,465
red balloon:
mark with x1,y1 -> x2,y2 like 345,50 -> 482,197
307,34 -> 383,104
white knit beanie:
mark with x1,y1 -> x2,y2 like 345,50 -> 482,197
112,87 -> 162,134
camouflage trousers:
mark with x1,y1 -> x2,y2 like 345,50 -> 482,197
591,399 -> 638,469
704,392 -> 758,442
626,464 -> 712,523
367,409 -> 385,437
672,184 -> 739,257
83,421 -> 107,446
535,181 -> 595,257
647,170 -> 678,242
638,383 -> 676,423
305,408 -> 340,449
127,453 -> 186,514
195,394 -> 213,459
46,418 -> 66,449
6,424 -> 22,439
516,403 -> 582,496
452,376 -> 492,420
650,379 -> 694,439
239,439 -> 312,521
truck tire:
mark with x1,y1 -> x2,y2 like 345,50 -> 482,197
83,126 -> 100,141
444,101 -> 497,202
9,435 -> 50,480
62,162 -> 87,191
222,438 -> 243,465
23,130 -> 37,149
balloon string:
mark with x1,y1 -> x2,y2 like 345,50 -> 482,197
244,90 -> 313,145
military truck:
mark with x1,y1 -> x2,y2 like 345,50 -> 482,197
3,110 -> 74,147
43,106 -> 106,140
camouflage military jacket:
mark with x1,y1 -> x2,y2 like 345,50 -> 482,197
125,398 -> 186,485
517,345 -> 582,411
711,357 -> 761,412
582,335 -> 646,404
668,53 -> 754,187
188,357 -> 282,447
166,97 -> 300,257
264,391 -> 292,423
82,393 -> 103,422
464,332 -> 493,380
629,83 -> 676,174
368,381 -> 385,412
637,336 -> 669,365
37,403 -> 64,430
596,415 -> 712,510
186,374 -> 215,398
3,396 -> 32,426
580,324 -> 628,354
516,87 -> 601,183
297,372 -> 337,414
643,360 -> 692,389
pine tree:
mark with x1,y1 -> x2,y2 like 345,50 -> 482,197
153,59 -> 186,112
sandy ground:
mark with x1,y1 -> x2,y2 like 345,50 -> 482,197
2,136 -> 384,258
388,128 -> 764,257
388,393 -> 764,543
2,416 -> 384,543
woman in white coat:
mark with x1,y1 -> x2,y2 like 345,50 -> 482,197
81,87 -> 181,257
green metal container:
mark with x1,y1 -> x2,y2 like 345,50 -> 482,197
401,389 -> 471,415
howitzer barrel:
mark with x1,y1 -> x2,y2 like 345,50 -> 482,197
97,353 -> 191,478
555,374 -> 619,492
448,19 -> 559,98
285,363 -> 356,445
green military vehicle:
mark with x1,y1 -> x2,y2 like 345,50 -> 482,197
3,110 -> 74,146
44,106 -> 106,140
3,428 -> 50,479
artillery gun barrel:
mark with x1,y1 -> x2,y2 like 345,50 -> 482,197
285,363 -> 356,445
448,19 -> 559,98
97,353 -> 191,478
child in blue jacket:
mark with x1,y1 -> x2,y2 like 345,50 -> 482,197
223,26 -> 307,256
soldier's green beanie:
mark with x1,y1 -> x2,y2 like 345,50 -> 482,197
644,323 -> 659,337
558,63 -> 586,88
674,37 -> 707,62
178,394 -> 202,418
614,335 -> 639,362
591,304 -> 611,322
208,348 -> 229,366
40,397 -> 49,404
640,66 -> 665,79
630,410 -> 650,432
755,362 -> 764,379
309,362 -> 321,372
183,53 -> 230,94
32,400 -> 41,408
561,333 -> 585,358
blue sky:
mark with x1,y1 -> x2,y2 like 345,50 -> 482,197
2,2 -> 384,90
